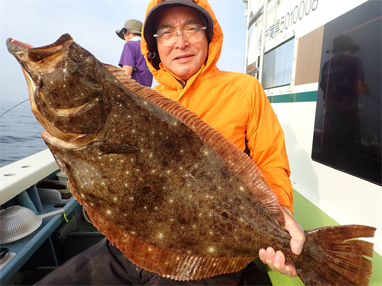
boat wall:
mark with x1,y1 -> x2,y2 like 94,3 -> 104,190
272,97 -> 381,255
244,0 -> 381,257
0,149 -> 58,205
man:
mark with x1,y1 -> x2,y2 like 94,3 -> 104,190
116,19 -> 153,87
319,34 -> 367,151
141,0 -> 305,280
35,1 -> 305,285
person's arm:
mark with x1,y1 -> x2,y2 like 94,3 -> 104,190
246,80 -> 306,276
122,65 -> 134,77
246,81 -> 293,212
119,42 -> 135,78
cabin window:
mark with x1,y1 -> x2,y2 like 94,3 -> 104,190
246,19 -> 262,78
262,37 -> 295,89
312,1 -> 381,186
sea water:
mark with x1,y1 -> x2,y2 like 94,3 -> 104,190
0,100 -> 46,167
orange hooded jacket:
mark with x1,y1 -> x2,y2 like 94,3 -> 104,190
141,0 -> 293,213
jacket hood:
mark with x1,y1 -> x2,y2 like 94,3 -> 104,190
141,0 -> 223,88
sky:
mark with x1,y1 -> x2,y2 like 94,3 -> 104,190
0,0 -> 248,103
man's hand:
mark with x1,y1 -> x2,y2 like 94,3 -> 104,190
258,207 -> 306,277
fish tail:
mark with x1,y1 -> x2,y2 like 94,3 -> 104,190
295,225 -> 376,286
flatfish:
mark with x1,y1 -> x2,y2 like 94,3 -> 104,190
7,34 -> 376,285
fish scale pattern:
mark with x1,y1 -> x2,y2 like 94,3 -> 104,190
106,65 -> 286,227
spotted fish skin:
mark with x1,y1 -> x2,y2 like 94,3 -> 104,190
6,32 -> 286,259
7,34 -> 376,285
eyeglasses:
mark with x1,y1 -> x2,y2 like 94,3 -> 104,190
153,24 -> 207,46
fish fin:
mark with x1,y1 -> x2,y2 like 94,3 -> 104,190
104,63 -> 285,226
80,200 -> 255,281
291,225 -> 376,286
103,64 -> 145,93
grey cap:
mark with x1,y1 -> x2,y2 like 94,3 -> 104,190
143,0 -> 214,69
116,19 -> 143,40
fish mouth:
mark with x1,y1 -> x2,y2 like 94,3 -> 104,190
6,34 -> 74,92
7,34 -> 77,144
6,33 -> 73,64
6,38 -> 34,51
7,34 -> 109,148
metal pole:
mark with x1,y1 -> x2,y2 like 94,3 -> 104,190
244,0 -> 251,74
258,0 -> 268,84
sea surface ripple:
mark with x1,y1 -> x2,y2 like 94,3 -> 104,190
0,100 -> 46,168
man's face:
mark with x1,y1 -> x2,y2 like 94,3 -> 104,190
156,6 -> 208,81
